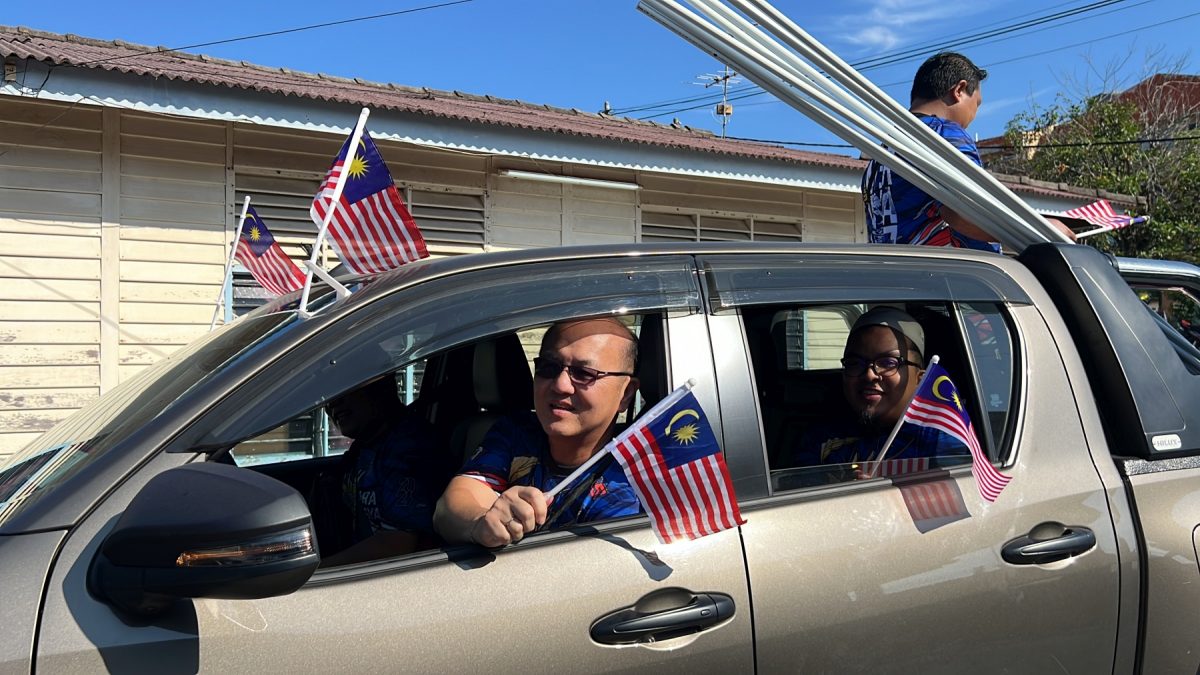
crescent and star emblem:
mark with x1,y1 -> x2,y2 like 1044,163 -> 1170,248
932,375 -> 963,411
666,409 -> 702,445
665,409 -> 700,434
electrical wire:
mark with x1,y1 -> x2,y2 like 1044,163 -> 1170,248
638,7 -> 1200,122
613,0 -> 1140,116
62,0 -> 476,68
723,134 -> 1200,150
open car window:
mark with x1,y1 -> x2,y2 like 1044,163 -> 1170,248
740,301 -> 1015,494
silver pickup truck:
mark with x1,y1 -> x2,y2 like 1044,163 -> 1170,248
2,240 -> 1198,673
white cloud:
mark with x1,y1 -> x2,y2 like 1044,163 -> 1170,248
828,0 -> 997,57
850,26 -> 901,51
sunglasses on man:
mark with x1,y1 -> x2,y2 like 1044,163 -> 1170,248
533,356 -> 634,386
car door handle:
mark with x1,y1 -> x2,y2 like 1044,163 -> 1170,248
590,592 -> 735,645
1001,521 -> 1096,565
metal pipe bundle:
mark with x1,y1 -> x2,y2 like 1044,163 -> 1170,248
638,0 -> 1070,253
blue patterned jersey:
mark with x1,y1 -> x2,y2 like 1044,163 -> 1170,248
792,420 -> 968,469
342,415 -> 449,542
862,115 -> 1000,252
459,412 -> 643,528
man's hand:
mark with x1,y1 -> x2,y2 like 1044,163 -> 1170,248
1045,217 -> 1078,242
433,477 -> 550,547
470,486 -> 548,548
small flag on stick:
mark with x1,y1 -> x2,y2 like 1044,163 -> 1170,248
1061,199 -> 1143,230
902,361 -> 1011,502
611,382 -> 745,543
234,207 -> 305,296
310,126 -> 428,276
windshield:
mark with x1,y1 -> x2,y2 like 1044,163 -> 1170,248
0,309 -> 298,526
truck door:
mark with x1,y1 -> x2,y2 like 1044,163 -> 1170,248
33,256 -> 755,673
701,251 -> 1122,673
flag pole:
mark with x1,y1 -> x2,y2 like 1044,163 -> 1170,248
544,378 -> 697,501
298,106 -> 371,318
863,355 -> 939,478
210,195 -> 252,331
1075,216 -> 1149,240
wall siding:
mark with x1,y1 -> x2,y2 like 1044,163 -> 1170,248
0,99 -> 103,458
118,112 -> 228,381
0,98 -> 862,464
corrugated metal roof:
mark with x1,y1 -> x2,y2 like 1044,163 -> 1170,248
0,25 -> 863,171
0,25 -> 1130,205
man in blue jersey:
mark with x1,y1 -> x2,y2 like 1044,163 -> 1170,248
790,308 -> 968,479
319,375 -> 451,566
434,318 -> 642,547
862,52 -> 1074,251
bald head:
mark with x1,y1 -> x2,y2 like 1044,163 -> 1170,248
542,318 -> 638,373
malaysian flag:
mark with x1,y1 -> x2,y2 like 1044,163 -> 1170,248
611,384 -> 744,544
903,361 -> 1011,502
1061,199 -> 1140,230
234,207 -> 305,296
310,127 -> 428,275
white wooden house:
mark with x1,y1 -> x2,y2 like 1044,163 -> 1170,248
0,26 -> 1126,460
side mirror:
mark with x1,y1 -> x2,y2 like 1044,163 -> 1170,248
89,462 -> 320,616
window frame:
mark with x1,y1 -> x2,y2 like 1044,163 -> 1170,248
695,252 -> 1026,498
171,255 -> 703,455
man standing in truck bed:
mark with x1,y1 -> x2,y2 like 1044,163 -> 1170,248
862,52 -> 1076,251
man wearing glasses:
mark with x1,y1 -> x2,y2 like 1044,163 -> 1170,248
790,307 -> 965,472
434,318 -> 642,548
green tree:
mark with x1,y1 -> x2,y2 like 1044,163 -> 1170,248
993,82 -> 1200,263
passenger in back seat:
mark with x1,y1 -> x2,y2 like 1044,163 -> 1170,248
789,307 -> 966,476
319,376 -> 451,566
433,318 -> 643,548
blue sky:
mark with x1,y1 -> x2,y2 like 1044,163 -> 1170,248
6,0 -> 1197,155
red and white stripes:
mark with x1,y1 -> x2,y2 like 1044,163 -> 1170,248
310,162 -> 428,276
613,426 -> 743,544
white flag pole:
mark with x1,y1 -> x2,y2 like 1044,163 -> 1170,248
1075,216 -> 1149,240
544,378 -> 698,501
298,106 -> 371,317
863,355 -> 939,478
210,195 -> 252,331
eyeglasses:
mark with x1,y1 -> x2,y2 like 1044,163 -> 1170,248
840,355 -> 920,377
532,357 -> 634,386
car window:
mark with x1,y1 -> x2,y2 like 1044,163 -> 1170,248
742,301 -> 1014,494
1134,285 -> 1200,349
184,256 -> 699,453
213,313 -> 657,566
229,364 -> 425,467
0,311 -> 299,529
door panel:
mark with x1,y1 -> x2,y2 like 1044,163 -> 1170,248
191,528 -> 750,672
1123,465 -> 1200,673
35,255 -> 754,672
732,298 -> 1121,672
37,490 -> 751,672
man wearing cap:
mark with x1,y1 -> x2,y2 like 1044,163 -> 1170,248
790,307 -> 966,471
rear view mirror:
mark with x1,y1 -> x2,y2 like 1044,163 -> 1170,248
89,462 -> 320,616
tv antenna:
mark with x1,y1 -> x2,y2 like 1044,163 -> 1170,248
695,65 -> 741,138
